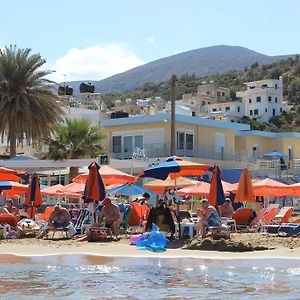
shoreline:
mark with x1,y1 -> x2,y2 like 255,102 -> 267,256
0,239 -> 299,260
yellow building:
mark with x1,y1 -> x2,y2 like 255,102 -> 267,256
102,114 -> 249,161
102,113 -> 300,170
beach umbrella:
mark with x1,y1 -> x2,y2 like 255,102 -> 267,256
73,165 -> 136,185
251,178 -> 290,197
0,167 -> 25,182
177,181 -> 232,197
144,176 -> 200,194
83,162 -> 106,202
208,165 -> 225,206
177,181 -> 211,196
41,184 -> 64,196
108,183 -> 155,197
0,181 -> 28,194
139,156 -> 210,180
25,173 -> 43,219
262,150 -> 288,159
234,168 -> 255,203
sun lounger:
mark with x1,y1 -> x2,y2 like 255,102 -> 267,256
207,224 -> 230,239
278,224 -> 300,236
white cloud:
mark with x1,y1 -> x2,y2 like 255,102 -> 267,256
46,44 -> 145,82
146,36 -> 156,46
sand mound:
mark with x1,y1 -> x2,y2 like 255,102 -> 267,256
183,237 -> 271,252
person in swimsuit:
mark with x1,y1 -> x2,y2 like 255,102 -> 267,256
197,198 -> 221,238
218,198 -> 234,218
49,204 -> 71,228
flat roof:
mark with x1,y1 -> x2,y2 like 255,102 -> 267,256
236,130 -> 300,138
101,113 -> 250,130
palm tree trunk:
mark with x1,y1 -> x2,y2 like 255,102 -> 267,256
9,123 -> 16,158
69,166 -> 79,183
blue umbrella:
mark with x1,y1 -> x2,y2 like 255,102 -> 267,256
108,184 -> 155,197
263,150 -> 288,159
139,156 -> 210,180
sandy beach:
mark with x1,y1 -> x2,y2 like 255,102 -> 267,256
0,233 -> 299,260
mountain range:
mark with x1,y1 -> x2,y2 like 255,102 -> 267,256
66,45 -> 294,95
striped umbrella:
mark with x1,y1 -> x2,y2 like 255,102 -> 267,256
25,173 -> 43,219
208,165 -> 225,206
83,162 -> 106,202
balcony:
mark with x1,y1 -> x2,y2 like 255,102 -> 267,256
111,142 -> 257,163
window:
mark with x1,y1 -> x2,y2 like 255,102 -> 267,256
202,101 -> 206,106
273,108 -> 276,116
249,99 -> 252,103
262,84 -> 268,88
231,120 -> 234,123
225,106 -> 230,111
186,134 -> 194,150
237,106 -> 240,112
134,135 -> 143,149
250,110 -> 253,115
254,109 -> 258,115
217,91 -> 221,96
256,96 -> 261,102
265,108 -> 268,112
221,92 -> 225,96
275,84 -> 278,89
268,96 -> 272,103
275,97 -> 278,103
212,108 -> 217,112
112,136 -> 121,153
206,91 -> 210,95
280,107 -> 283,112
177,132 -> 184,150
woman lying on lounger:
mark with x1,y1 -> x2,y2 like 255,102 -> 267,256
197,199 -> 221,238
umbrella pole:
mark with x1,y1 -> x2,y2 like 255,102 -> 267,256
175,177 -> 181,238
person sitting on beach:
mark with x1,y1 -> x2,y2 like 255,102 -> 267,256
0,200 -> 19,218
197,199 -> 221,238
48,203 -> 71,228
218,198 -> 234,218
98,198 -> 121,241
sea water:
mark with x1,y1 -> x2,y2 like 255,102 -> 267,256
0,254 -> 299,300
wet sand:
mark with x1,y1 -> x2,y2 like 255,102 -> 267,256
0,233 -> 299,259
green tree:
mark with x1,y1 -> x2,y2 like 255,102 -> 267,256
0,45 -> 63,157
45,118 -> 106,182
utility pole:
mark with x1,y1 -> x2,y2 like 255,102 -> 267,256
170,75 -> 177,156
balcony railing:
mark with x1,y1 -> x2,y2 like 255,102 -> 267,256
111,143 -> 257,163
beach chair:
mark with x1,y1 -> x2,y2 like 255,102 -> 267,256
278,208 -> 293,224
277,224 -> 300,236
250,208 -> 267,230
233,208 -> 255,231
266,208 -> 294,234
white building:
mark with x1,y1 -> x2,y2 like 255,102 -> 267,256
203,77 -> 287,123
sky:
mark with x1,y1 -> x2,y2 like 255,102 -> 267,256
1,0 -> 300,83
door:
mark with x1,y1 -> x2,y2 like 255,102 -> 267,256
215,133 -> 225,159
123,136 -> 133,158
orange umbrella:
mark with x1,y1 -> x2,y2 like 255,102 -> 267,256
289,182 -> 300,196
0,167 -> 25,174
144,176 -> 200,194
73,165 -> 136,185
83,162 -> 106,202
0,182 -> 28,195
41,184 -> 64,196
234,168 -> 255,203
177,181 -> 232,197
177,181 -> 211,196
25,173 -> 43,218
57,182 -> 85,195
251,178 -> 290,197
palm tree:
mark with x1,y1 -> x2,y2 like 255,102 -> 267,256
45,118 -> 106,182
0,45 -> 64,157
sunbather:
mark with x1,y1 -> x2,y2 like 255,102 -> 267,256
48,204 -> 71,228
0,200 -> 19,219
218,198 -> 234,218
98,198 -> 121,240
197,198 -> 221,238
